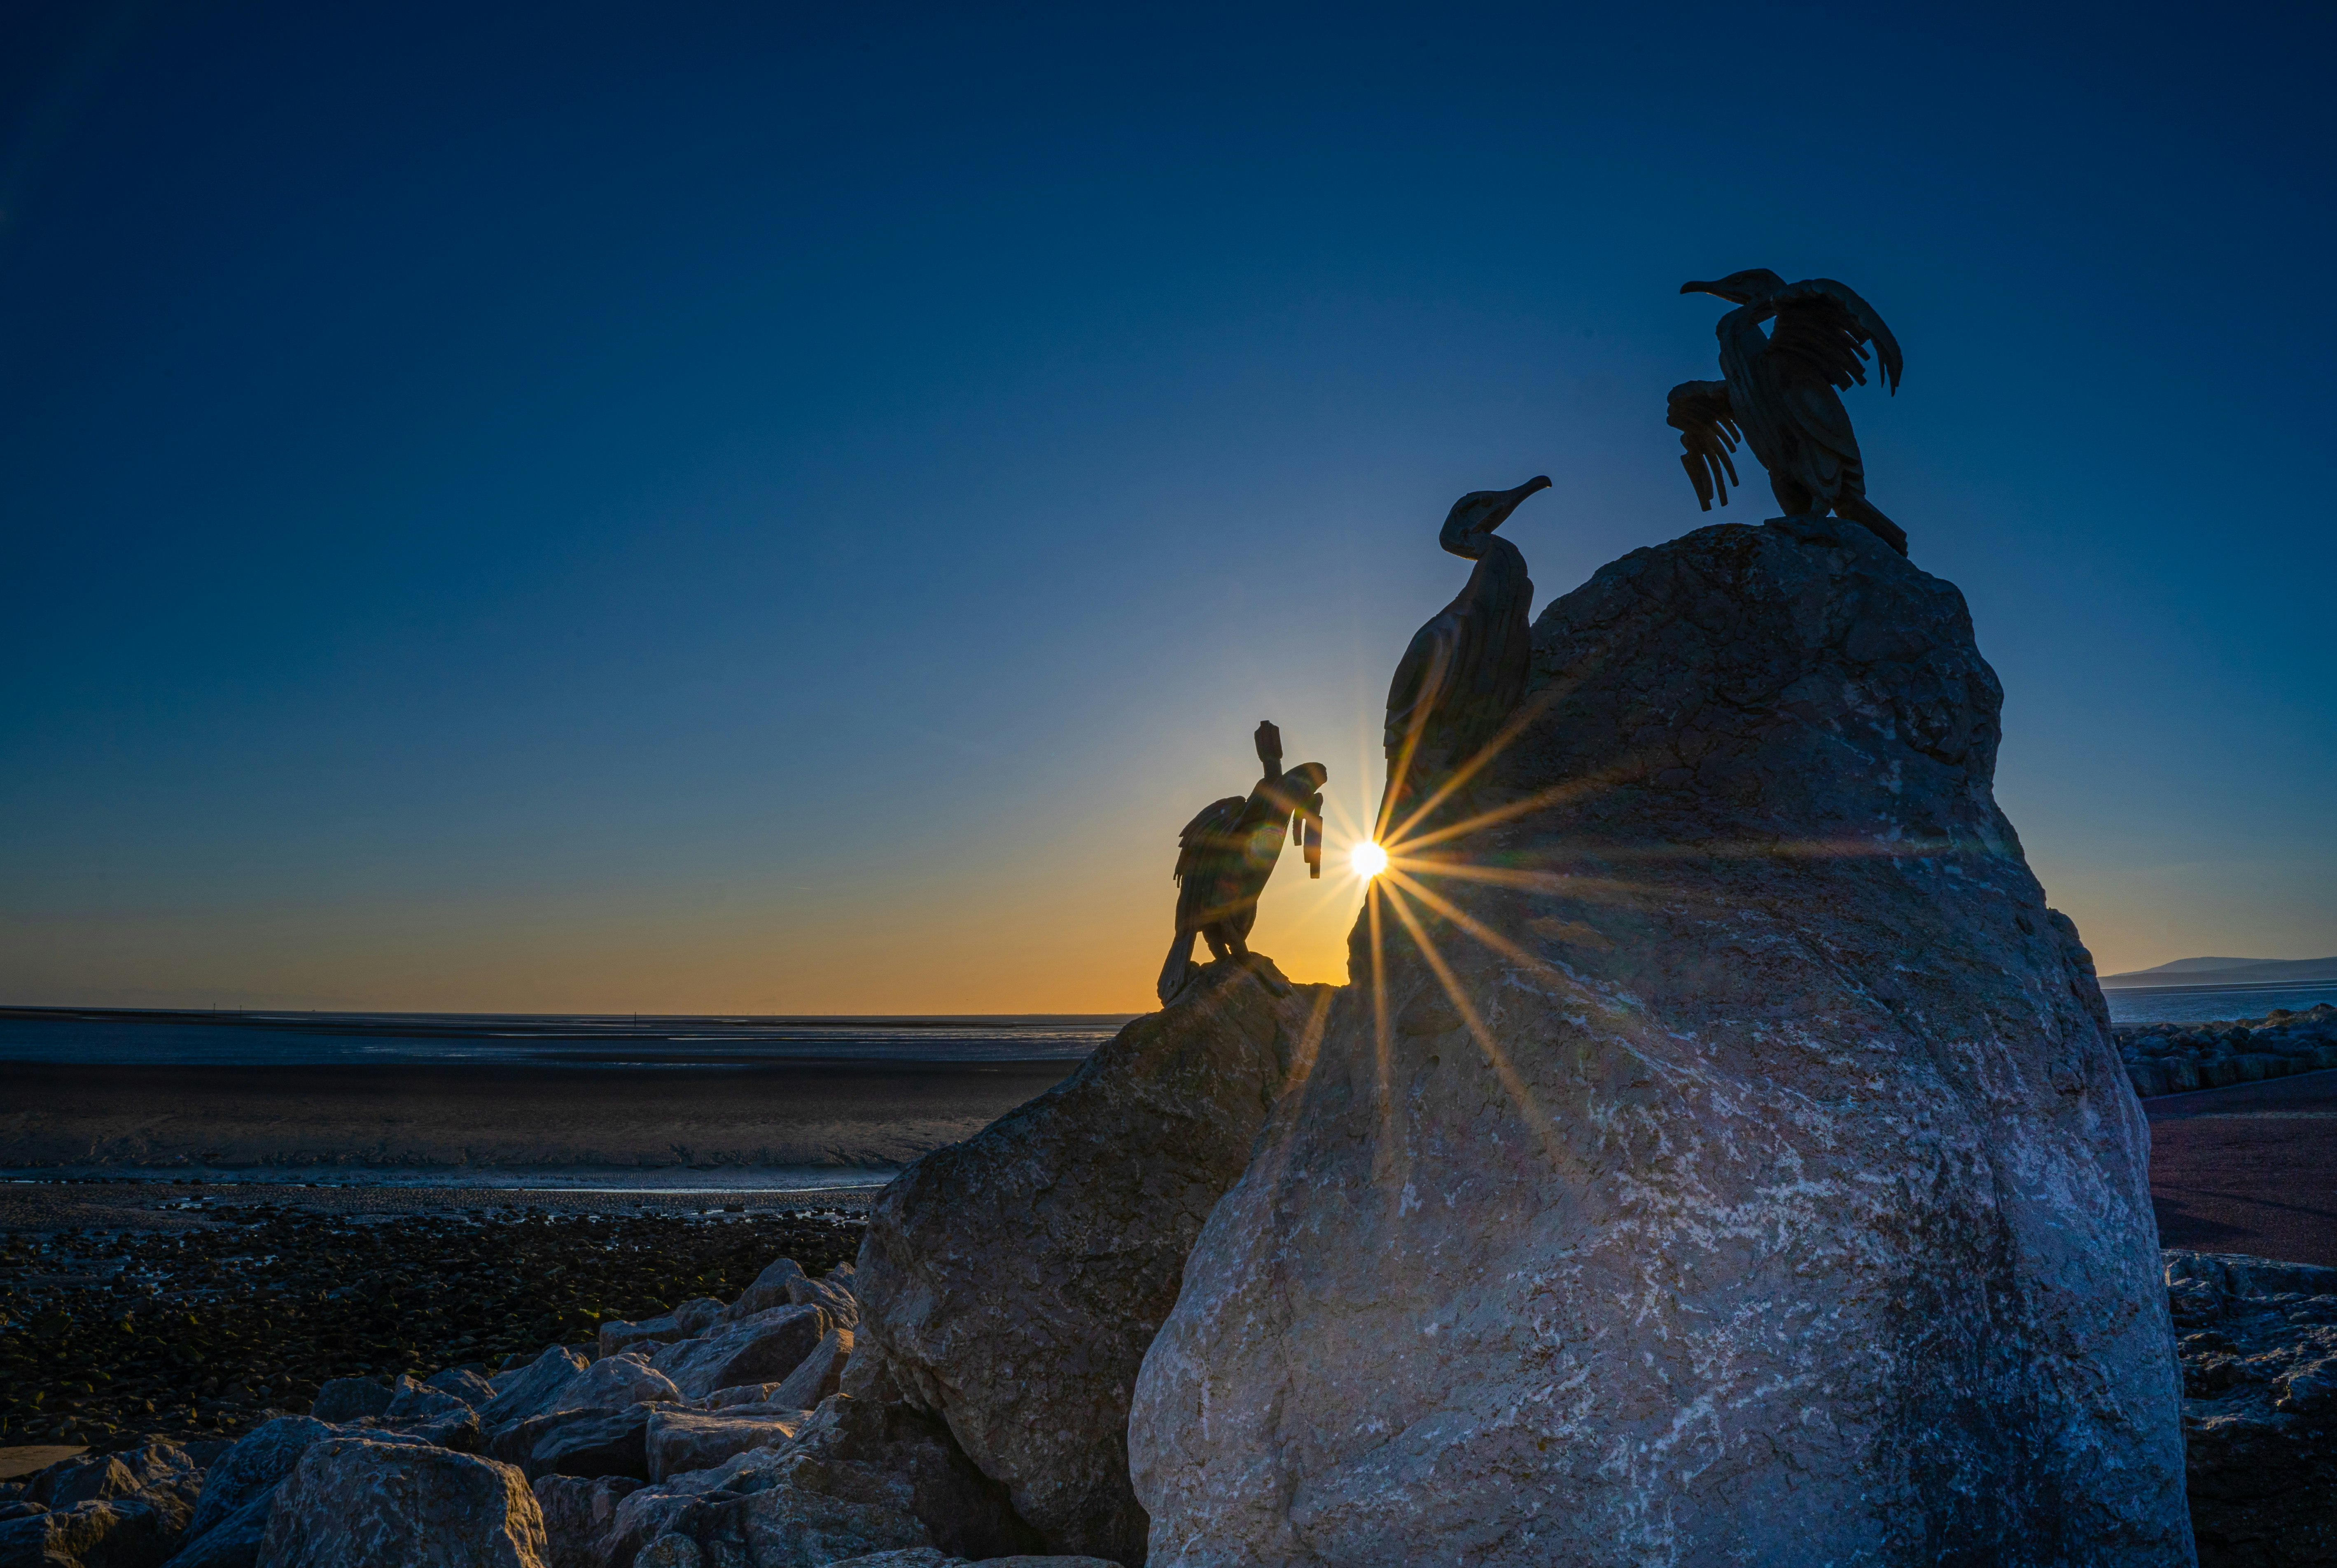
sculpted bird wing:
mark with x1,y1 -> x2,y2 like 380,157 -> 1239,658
1173,797 -> 1248,884
1665,380 -> 1742,511
1770,279 -> 1903,394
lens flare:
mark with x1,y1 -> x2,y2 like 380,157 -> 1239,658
1350,841 -> 1389,878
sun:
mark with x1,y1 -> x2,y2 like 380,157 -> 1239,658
1349,841 -> 1389,879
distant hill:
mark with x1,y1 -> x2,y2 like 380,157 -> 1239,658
2099,955 -> 2337,989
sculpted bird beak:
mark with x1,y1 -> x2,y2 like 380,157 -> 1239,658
1479,475 -> 1552,532
1680,281 -> 1709,295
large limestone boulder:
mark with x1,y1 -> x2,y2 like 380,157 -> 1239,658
167,1417 -> 339,1568
1129,516 -> 2192,1565
854,956 -> 1333,1565
255,1437 -> 547,1567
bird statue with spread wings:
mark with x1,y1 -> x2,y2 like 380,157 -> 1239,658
1157,721 -> 1326,1004
1666,270 -> 1908,555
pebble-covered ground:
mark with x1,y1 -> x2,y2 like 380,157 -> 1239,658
0,1183 -> 866,1448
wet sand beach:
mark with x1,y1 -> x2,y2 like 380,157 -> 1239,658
0,1059 -> 1078,1175
2148,1067 -> 2337,1268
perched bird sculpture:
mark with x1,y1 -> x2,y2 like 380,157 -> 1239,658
1379,476 -> 1551,832
1158,721 -> 1327,1004
1667,269 -> 1908,555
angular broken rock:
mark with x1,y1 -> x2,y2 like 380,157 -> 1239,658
642,1407 -> 810,1482
487,1404 -> 658,1482
554,1354 -> 682,1413
1129,515 -> 2192,1565
479,1346 -> 592,1428
385,1373 -> 474,1421
679,1396 -> 1041,1568
172,1416 -> 340,1567
785,1273 -> 860,1330
721,1258 -> 809,1324
0,1496 -> 183,1568
255,1437 -> 548,1567
308,1377 -> 393,1423
530,1474 -> 640,1568
2165,1249 -> 2337,1566
649,1304 -> 826,1400
770,1326 -> 852,1411
598,1299 -> 726,1362
854,954 -> 1331,1566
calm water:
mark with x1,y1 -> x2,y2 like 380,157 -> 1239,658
2102,982 -> 2337,1025
0,1008 -> 1128,1067
6,982 -> 2323,1071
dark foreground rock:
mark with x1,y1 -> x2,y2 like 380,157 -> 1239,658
2167,1250 -> 2337,1567
255,1436 -> 546,1566
1130,515 -> 2191,1565
853,956 -> 1333,1566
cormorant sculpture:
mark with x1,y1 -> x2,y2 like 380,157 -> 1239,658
1158,720 -> 1327,1004
1379,476 -> 1551,831
1667,269 -> 1908,555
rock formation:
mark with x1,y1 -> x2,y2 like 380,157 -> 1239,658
2164,1250 -> 2337,1567
1129,514 -> 2192,1564
852,957 -> 1335,1565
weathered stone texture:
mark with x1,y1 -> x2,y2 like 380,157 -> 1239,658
255,1437 -> 546,1567
854,957 -> 1334,1566
1130,515 -> 2191,1566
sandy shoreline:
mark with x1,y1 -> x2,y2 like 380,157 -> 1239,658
0,1059 -> 1076,1175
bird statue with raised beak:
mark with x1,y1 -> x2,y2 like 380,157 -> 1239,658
1158,721 -> 1327,1004
1666,269 -> 1908,554
1378,476 -> 1551,835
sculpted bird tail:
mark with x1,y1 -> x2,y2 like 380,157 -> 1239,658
1158,931 -> 1197,1005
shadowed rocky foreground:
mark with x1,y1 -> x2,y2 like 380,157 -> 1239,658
8,515 -> 2330,1565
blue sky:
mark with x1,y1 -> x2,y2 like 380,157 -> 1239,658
3,2 -> 2331,1011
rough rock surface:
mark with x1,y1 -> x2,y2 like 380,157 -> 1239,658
854,956 -> 1333,1566
2165,1250 -> 2337,1566
487,1405 -> 657,1482
479,1348 -> 593,1428
644,1407 -> 810,1482
770,1328 -> 852,1412
530,1475 -> 640,1568
650,1306 -> 827,1400
1129,516 -> 2191,1565
308,1378 -> 393,1424
168,1417 -> 338,1568
255,1436 -> 546,1567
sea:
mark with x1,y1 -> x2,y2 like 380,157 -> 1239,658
0,1008 -> 1128,1068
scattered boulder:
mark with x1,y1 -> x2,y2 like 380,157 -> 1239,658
595,1301 -> 725,1363
479,1347 -> 592,1428
166,1417 -> 339,1568
2166,1250 -> 2337,1566
643,1407 -> 810,1482
0,1495 -> 184,1568
520,1354 -> 683,1418
649,1305 -> 827,1400
1129,516 -> 2192,1565
427,1367 -> 497,1405
679,1397 -> 1041,1568
487,1405 -> 658,1483
701,1383 -> 784,1410
254,1437 -> 547,1567
855,955 -> 1330,1565
530,1475 -> 639,1568
770,1328 -> 852,1412
384,1375 -> 474,1423
308,1378 -> 392,1424
722,1260 -> 809,1324
785,1274 -> 860,1331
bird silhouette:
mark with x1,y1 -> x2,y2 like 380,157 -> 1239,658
1667,269 -> 1907,554
1378,476 -> 1550,833
1158,721 -> 1326,1004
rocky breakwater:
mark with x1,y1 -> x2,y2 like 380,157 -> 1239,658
851,958 -> 1334,1566
0,1253 -> 1112,1568
2119,1004 -> 2337,1097
1128,514 -> 2193,1564
2165,1250 -> 2337,1567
